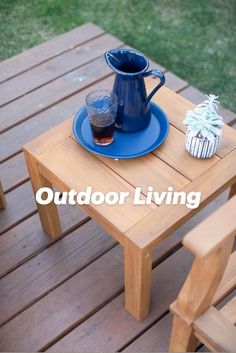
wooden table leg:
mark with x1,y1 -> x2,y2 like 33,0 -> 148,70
0,181 -> 6,209
24,149 -> 61,238
228,183 -> 236,199
124,238 -> 152,320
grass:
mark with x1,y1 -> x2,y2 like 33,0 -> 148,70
0,0 -> 235,112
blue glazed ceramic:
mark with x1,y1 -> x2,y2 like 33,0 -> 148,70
73,102 -> 169,159
104,48 -> 165,133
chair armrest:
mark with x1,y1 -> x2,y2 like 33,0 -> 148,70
183,195 -> 236,258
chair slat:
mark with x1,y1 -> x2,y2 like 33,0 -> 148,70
220,296 -> 236,325
194,307 -> 236,352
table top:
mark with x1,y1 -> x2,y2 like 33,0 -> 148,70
24,77 -> 236,251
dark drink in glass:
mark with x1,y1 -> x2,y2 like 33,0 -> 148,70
90,119 -> 115,145
86,90 -> 117,146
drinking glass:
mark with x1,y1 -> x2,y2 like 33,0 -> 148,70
86,90 -> 118,146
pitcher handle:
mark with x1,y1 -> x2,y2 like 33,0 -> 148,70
143,70 -> 165,106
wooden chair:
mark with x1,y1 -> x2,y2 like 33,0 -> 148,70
0,181 -> 6,208
169,195 -> 236,352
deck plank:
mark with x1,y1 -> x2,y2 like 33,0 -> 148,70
0,33 -> 119,108
0,220 -> 116,326
0,23 -> 104,83
0,182 -> 36,234
123,313 -> 172,352
0,245 -> 192,352
164,71 -> 188,92
0,245 -> 124,352
0,181 -> 86,235
179,86 -> 236,126
0,75 -> 114,164
0,207 -> 88,278
46,248 -> 193,353
0,39 -> 123,134
1,153 -> 28,193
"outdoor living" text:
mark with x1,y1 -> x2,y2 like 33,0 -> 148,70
36,186 -> 202,209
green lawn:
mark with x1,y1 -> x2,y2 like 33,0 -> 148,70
0,0 -> 235,112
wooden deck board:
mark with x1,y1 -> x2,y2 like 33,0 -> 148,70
123,313 -> 172,352
0,181 -> 87,235
1,153 -> 28,193
0,182 -> 37,235
0,246 -> 193,352
46,248 -> 190,353
0,23 -> 235,352
179,86 -> 236,126
0,23 -> 104,83
0,33 -> 120,108
0,41 -> 123,134
0,220 -> 116,326
164,71 -> 188,92
0,75 -> 115,193
0,207 -> 88,279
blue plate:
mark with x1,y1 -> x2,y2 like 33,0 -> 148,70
73,102 -> 169,159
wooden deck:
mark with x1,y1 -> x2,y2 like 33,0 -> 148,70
0,23 -> 235,352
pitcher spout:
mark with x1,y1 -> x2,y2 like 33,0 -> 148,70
104,50 -> 121,71
104,49 -> 149,76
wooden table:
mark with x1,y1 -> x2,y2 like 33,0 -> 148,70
23,75 -> 236,320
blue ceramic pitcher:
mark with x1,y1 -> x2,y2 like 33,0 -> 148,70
104,48 -> 165,132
